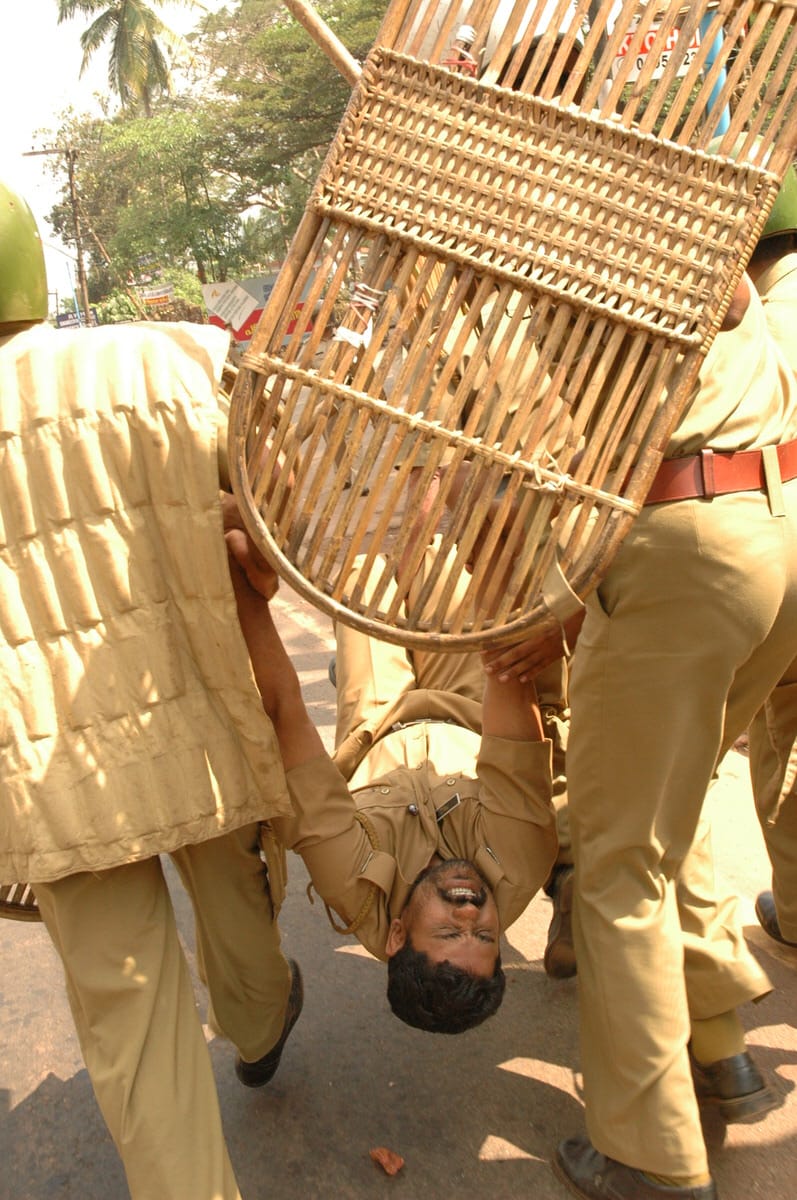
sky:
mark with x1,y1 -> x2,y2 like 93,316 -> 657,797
1,0 -> 225,305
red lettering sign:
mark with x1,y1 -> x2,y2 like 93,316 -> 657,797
616,23 -> 700,60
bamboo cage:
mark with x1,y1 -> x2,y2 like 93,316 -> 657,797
229,0 -> 797,650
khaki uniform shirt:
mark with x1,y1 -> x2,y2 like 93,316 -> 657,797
665,283 -> 797,455
276,722 -> 555,961
756,251 -> 797,375
0,321 -> 291,885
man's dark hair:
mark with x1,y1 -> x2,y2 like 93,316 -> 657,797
386,940 -> 506,1034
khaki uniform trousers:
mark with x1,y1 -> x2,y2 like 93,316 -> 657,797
748,656 -> 797,940
35,824 -> 292,1200
535,660 -> 762,1035
334,543 -> 484,744
745,259 -> 797,940
536,658 -> 572,866
335,616 -> 484,741
567,483 -> 797,1176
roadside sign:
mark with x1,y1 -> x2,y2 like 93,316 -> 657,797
203,276 -> 315,347
55,309 -> 98,329
612,19 -> 702,81
141,284 -> 175,308
203,277 -> 271,344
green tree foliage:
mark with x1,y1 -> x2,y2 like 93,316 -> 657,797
56,0 -> 199,114
45,104 -> 254,287
94,288 -> 140,323
196,0 -> 386,236
45,0 -> 389,309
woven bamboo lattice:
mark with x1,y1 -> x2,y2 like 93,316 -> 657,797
229,0 -> 797,649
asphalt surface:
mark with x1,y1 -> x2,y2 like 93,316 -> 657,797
1,583 -> 796,1200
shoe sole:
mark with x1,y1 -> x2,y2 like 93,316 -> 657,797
700,1084 -> 781,1125
553,1147 -> 718,1198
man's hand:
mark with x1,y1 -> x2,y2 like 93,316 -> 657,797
481,610 -> 585,682
220,492 -> 280,600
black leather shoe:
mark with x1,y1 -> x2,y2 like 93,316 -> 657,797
553,1136 -> 717,1200
691,1048 -> 780,1124
235,959 -> 304,1087
755,890 -> 797,947
544,866 -> 577,979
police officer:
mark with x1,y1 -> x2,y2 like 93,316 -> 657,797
746,165 -> 797,949
226,534 -> 557,1033
0,181 -> 300,1200
552,257 -> 797,1196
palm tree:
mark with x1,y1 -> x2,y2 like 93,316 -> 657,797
56,1 -> 200,115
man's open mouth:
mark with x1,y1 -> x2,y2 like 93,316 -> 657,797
440,884 -> 487,907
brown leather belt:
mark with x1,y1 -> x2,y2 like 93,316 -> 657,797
644,438 -> 797,506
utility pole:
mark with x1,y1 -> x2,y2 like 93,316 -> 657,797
23,145 -> 92,326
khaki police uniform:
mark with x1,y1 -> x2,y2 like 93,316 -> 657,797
748,251 -> 797,941
422,295 -> 773,1036
0,321 -> 293,1200
396,275 -> 772,1036
274,542 -> 557,956
567,286 -> 797,1176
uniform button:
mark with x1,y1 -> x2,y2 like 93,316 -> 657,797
380,786 -> 390,794
446,778 -> 457,786
408,804 -> 419,815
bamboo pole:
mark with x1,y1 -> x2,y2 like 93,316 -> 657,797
284,0 -> 362,84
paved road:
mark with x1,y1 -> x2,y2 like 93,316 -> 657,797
1,584 -> 795,1200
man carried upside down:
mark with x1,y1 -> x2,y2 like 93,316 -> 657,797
225,511 -> 557,1034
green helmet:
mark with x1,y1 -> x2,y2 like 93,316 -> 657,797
761,162 -> 797,239
0,180 -> 48,324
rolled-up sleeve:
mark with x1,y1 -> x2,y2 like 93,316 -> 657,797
273,754 -> 394,954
